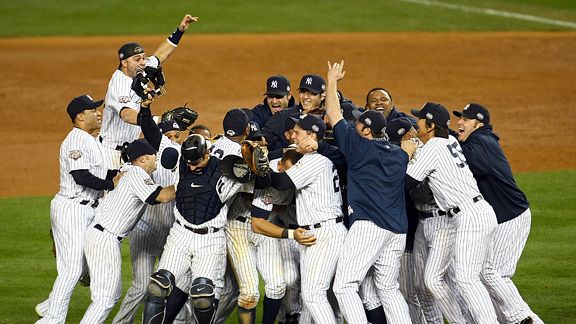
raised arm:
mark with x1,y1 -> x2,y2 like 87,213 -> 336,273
153,14 -> 199,64
325,60 -> 346,127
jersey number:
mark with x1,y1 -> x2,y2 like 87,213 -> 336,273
332,165 -> 340,193
212,149 -> 224,160
446,142 -> 467,168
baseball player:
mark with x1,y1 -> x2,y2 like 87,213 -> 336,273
36,95 -> 121,324
112,105 -> 184,323
80,139 -> 176,323
251,75 -> 295,127
99,14 -> 197,170
321,61 -> 411,324
142,134 -> 249,324
402,102 -> 499,323
261,74 -> 327,151
264,113 -> 347,324
453,103 -> 542,324
364,87 -> 415,124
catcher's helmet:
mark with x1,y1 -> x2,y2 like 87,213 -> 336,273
181,134 -> 211,164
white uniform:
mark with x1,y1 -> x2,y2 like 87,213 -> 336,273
225,191 -> 286,310
113,136 -> 180,323
81,165 -> 162,323
155,173 -> 247,300
285,152 -> 347,324
410,180 -> 464,324
37,127 -> 106,324
99,56 -> 159,169
406,136 -> 498,323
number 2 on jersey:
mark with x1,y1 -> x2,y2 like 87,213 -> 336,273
446,142 -> 467,168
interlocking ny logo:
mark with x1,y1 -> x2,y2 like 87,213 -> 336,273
271,80 -> 278,88
306,77 -> 313,85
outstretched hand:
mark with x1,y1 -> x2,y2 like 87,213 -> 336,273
179,14 -> 199,32
327,60 -> 346,82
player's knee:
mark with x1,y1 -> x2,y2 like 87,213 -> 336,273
423,273 -> 443,294
238,292 -> 259,309
301,286 -> 324,305
190,277 -> 216,312
146,269 -> 175,299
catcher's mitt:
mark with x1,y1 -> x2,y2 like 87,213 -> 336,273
161,104 -> 199,130
241,140 -> 270,177
131,66 -> 167,101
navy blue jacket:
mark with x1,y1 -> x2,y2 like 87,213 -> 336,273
251,96 -> 296,128
333,119 -> 408,233
460,125 -> 529,223
387,107 -> 416,125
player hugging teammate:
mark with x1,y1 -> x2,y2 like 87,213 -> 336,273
37,14 -> 541,323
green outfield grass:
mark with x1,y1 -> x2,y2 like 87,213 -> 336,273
1,0 -> 575,37
0,169 -> 575,323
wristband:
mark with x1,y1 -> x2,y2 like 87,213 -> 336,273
167,28 -> 184,46
281,228 -> 288,238
288,229 -> 295,239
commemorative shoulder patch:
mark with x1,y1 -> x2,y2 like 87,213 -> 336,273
68,150 -> 83,160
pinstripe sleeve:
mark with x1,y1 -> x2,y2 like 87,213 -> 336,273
406,143 -> 437,182
128,168 -> 161,202
285,154 -> 322,190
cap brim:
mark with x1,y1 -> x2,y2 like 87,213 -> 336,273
410,109 -> 424,118
289,116 -> 300,125
452,110 -> 463,117
264,91 -> 288,96
298,87 -> 321,95
90,99 -> 104,108
351,109 -> 363,120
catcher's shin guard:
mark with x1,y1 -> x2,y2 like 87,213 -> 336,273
190,277 -> 217,324
143,269 -> 175,324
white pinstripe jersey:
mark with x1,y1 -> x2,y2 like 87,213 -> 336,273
285,152 -> 343,225
211,136 -> 242,159
406,135 -> 481,211
94,165 -> 160,237
251,158 -> 295,216
56,127 -> 106,201
99,56 -> 159,148
143,136 -> 180,223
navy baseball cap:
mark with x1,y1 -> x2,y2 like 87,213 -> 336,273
298,74 -> 326,95
411,102 -> 451,129
453,103 -> 490,124
290,114 -> 326,140
118,42 -> 145,60
223,108 -> 250,137
352,110 -> 387,136
67,94 -> 104,120
341,101 -> 361,122
385,117 -> 415,144
126,139 -> 156,161
247,121 -> 264,140
158,120 -> 181,134
264,75 -> 291,96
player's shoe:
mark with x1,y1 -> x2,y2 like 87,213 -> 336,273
518,317 -> 533,324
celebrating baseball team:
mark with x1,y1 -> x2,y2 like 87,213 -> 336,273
35,13 -> 543,324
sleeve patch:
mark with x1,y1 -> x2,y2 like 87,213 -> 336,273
68,150 -> 83,160
118,96 -> 131,104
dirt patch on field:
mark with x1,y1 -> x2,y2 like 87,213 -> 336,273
1,32 -> 575,197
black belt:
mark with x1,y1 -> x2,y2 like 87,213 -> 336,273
301,216 -> 343,230
418,210 -> 446,219
446,195 -> 483,217
98,136 -> 124,151
94,224 -> 123,241
235,216 -> 250,223
176,219 -> 220,235
277,219 -> 300,230
80,199 -> 99,208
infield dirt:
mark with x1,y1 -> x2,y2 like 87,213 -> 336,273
1,32 -> 575,197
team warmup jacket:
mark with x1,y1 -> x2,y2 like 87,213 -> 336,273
459,125 -> 529,224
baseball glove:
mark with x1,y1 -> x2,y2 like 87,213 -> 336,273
131,66 -> 167,101
241,140 -> 270,177
161,105 -> 199,130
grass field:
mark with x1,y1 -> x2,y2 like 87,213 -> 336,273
1,0 -> 576,36
0,170 -> 574,323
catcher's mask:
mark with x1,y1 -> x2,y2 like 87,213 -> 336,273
182,134 -> 212,164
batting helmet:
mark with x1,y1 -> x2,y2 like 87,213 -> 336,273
181,134 -> 211,164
